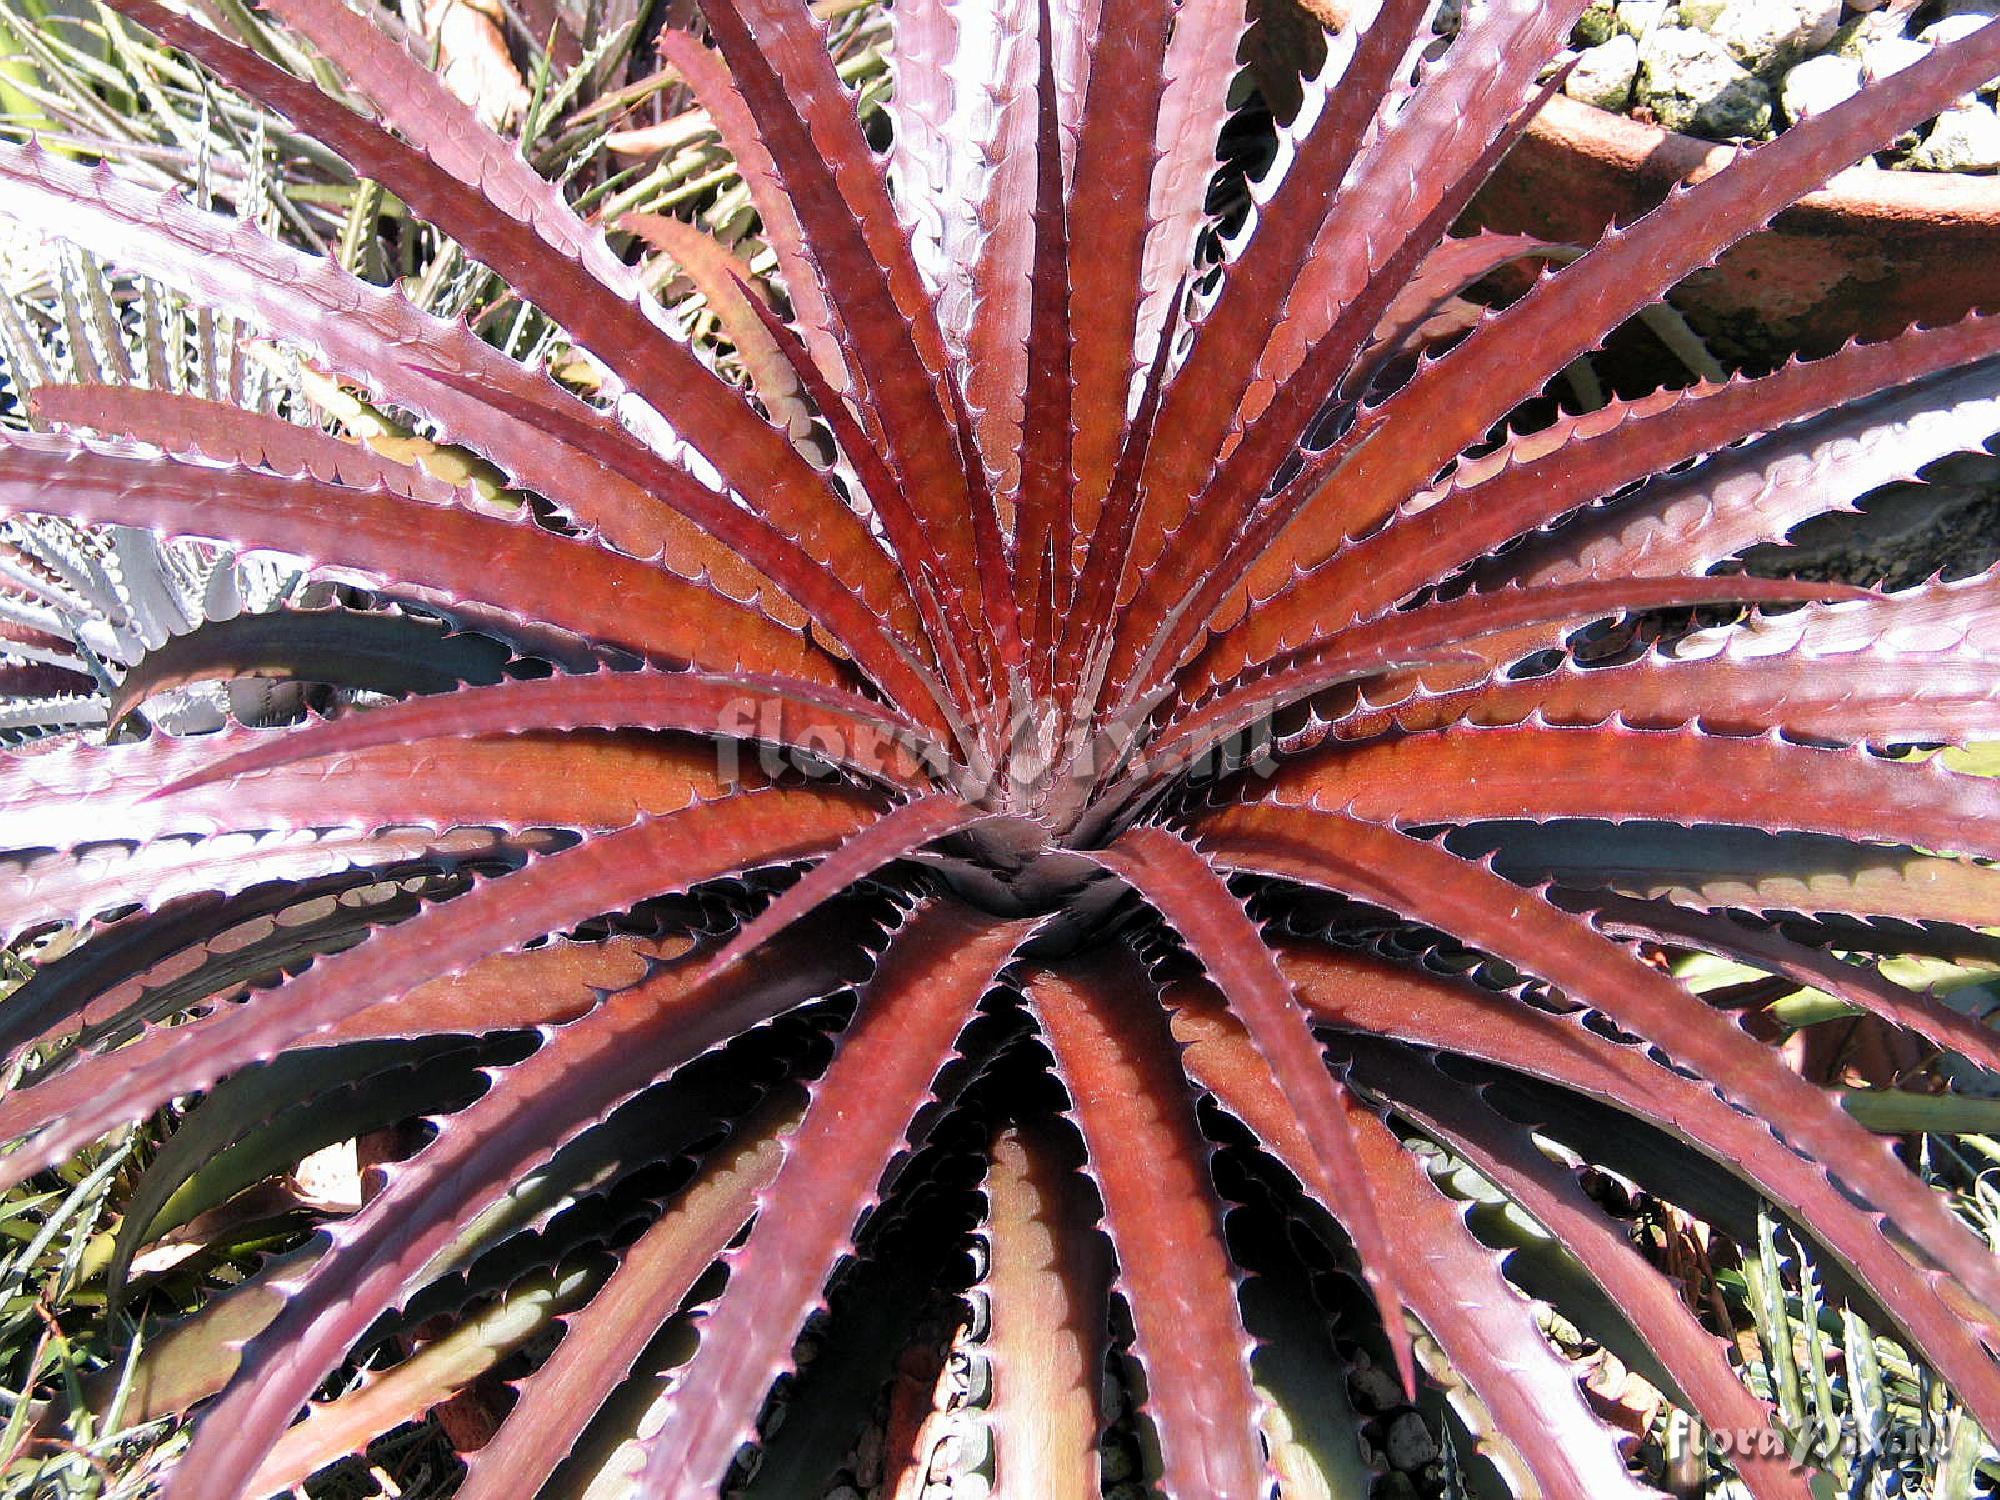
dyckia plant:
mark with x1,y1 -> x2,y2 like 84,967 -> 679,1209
7,0 -> 2000,1494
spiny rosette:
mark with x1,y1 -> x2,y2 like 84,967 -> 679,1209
0,0 -> 1999,1495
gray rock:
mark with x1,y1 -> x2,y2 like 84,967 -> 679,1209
1687,0 -> 1842,72
1922,13 -> 1998,47
1638,26 -> 1775,136
1912,102 -> 2000,170
1781,52 -> 1863,122
1566,33 -> 1642,111
1860,35 -> 1934,84
1347,1360 -> 1405,1413
1617,0 -> 1674,37
1386,1412 -> 1441,1471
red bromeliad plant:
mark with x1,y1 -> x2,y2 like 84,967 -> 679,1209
6,0 -> 2000,1494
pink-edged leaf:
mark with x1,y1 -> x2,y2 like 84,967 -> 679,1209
104,0 -> 881,579
1194,803 -> 2000,1336
1026,944 -> 1272,1500
1160,971 -> 1660,1500
1505,361 -> 2000,588
255,0 -> 625,290
1134,0 -> 1250,377
0,900 -> 580,1168
161,937 -> 679,1094
1253,314 -> 2000,647
621,213 -> 819,449
456,1094 -> 803,1500
1129,0 -> 1579,606
0,823 -> 540,949
1090,825 -> 1417,1396
725,272 -> 986,734
0,787 -> 875,1193
1496,648 -> 2000,756
1276,721 -> 2000,862
28,385 -> 461,505
1131,0 -> 1436,542
161,927 -> 854,1500
1346,1041 -> 1807,1500
391,363 -> 951,728
684,3 -> 1010,674
1230,0 -> 1583,415
0,143 -> 770,593
158,668 -> 939,800
1338,601 -> 2000,753
1303,565 -> 2000,755
884,0 -> 1028,404
1016,0 -> 1079,654
0,879 -> 421,1069
1147,574 -> 1862,781
884,0 -> 974,307
695,795 -> 985,986
1273,17 -> 2000,586
1106,71 -> 1572,712
1060,0 -> 1176,545
654,30 -> 853,403
1468,822 -> 2000,933
1058,271 -> 1189,717
683,2 -> 953,383
0,730 -> 730,856
925,0 -> 1040,492
0,433 -> 841,686
633,900 -> 1036,1498
1276,938 -> 2000,1437
1339,1110 -> 1650,1500
319,911 -> 867,1051
979,1120 -> 1110,1500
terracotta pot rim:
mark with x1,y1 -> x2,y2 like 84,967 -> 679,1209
1526,91 -> 2000,230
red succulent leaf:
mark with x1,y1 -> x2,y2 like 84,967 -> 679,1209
632,900 -> 1036,1496
1256,17 -> 2000,593
1276,721 -> 2000,859
1282,940 -> 2000,1436
1164,971 -> 1663,1499
458,1093 -> 805,1500
1090,823 -> 1419,1395
1198,804 -> 2000,1337
29,385 -> 465,505
978,1119 -> 1111,1498
0,787 -> 874,1192
0,434 -> 836,685
1343,1041 -> 1807,1500
1027,945 -> 1273,1500
159,931 -> 860,1500
155,667 -> 940,798
0,145 -> 777,602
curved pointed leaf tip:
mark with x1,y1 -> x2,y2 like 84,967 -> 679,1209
6,0 -> 2000,1493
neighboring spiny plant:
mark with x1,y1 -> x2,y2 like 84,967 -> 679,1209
5,0 -> 2000,1494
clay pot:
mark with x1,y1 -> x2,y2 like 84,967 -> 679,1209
1465,92 -> 2000,359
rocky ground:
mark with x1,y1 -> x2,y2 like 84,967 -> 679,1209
1553,0 -> 2000,166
